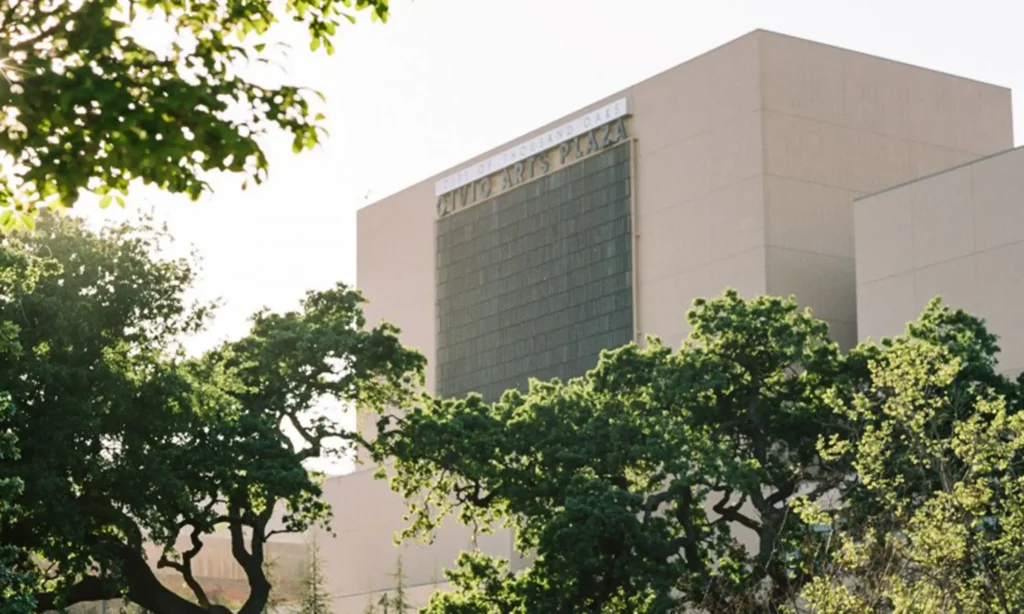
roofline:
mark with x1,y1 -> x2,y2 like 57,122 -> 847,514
359,27 -> 1013,211
854,145 -> 1024,201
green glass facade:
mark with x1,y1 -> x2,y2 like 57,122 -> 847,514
435,143 -> 634,401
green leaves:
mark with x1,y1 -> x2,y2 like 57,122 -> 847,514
796,333 -> 1024,613
0,212 -> 425,614
0,0 -> 396,223
378,290 -> 1024,613
377,290 -> 856,613
0,395 -> 37,614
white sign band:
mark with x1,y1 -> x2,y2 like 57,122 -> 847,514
434,97 -> 632,197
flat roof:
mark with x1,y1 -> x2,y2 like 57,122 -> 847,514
359,28 -> 1012,211
854,144 -> 1024,202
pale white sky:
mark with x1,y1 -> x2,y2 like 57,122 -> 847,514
83,0 -> 1024,353
69,0 -> 1023,474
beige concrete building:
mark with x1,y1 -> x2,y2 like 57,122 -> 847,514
856,145 -> 1024,377
139,29 -> 1018,614
327,28 -> 1015,614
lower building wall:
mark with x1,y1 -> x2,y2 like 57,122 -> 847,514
333,581 -> 452,614
855,146 -> 1024,375
316,467 -> 524,607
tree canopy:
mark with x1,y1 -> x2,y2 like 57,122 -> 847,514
0,0 -> 391,230
797,321 -> 1024,612
0,212 -> 425,614
375,291 -> 1024,614
1,396 -> 35,614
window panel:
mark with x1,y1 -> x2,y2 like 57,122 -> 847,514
436,143 -> 634,402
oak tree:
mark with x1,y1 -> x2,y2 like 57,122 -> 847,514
0,0 -> 391,230
375,292 -> 1024,614
795,302 -> 1024,613
377,291 -> 860,613
0,212 -> 425,614
1,395 -> 36,614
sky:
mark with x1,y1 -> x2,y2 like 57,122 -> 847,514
69,0 -> 1024,474
82,0 -> 1024,357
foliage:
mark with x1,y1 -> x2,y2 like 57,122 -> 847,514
0,0 -> 392,229
375,291 -> 1024,614
1,394 -> 35,614
0,245 -> 40,614
795,303 -> 1024,613
296,537 -> 332,614
0,211 -> 425,614
377,290 -> 858,613
363,554 -> 413,614
388,554 -> 413,614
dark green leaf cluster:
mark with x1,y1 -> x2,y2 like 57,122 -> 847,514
0,211 -> 425,614
0,0 -> 391,228
1,395 -> 37,614
376,291 -> 1024,613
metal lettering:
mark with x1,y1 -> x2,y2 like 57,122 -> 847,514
537,152 -> 550,174
435,114 -> 629,214
559,142 -> 571,164
612,117 -> 628,142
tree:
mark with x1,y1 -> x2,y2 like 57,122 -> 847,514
377,291 -> 860,613
261,554 -> 283,614
297,537 -> 331,614
0,235 -> 47,614
0,211 -> 426,614
375,291 -> 1024,613
0,0 -> 392,229
363,554 -> 413,614
387,554 -> 413,614
1,393 -> 36,614
794,302 -> 1024,613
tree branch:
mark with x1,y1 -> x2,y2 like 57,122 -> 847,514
643,489 -> 675,524
236,504 -> 273,614
33,577 -> 116,612
157,525 -> 212,608
712,491 -> 760,533
453,480 -> 501,508
766,472 -> 803,506
35,541 -> 213,614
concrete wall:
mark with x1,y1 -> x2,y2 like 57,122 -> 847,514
856,146 -> 1024,376
756,33 -> 1012,350
134,31 -> 1016,610
336,29 -> 1014,613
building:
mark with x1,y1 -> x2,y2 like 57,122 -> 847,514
317,28 -> 1016,614
136,28 -> 1020,614
856,145 -> 1024,377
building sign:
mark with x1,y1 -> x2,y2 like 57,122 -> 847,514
435,98 -> 631,219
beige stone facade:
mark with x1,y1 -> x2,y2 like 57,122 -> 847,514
856,145 -> 1024,377
332,29 -> 1014,614
158,29 -> 1018,613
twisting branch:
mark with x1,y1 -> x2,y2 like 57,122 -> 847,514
236,503 -> 274,614
157,525 -> 212,609
766,472 -> 803,506
453,480 -> 501,507
642,489 -> 676,524
711,490 -> 760,532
